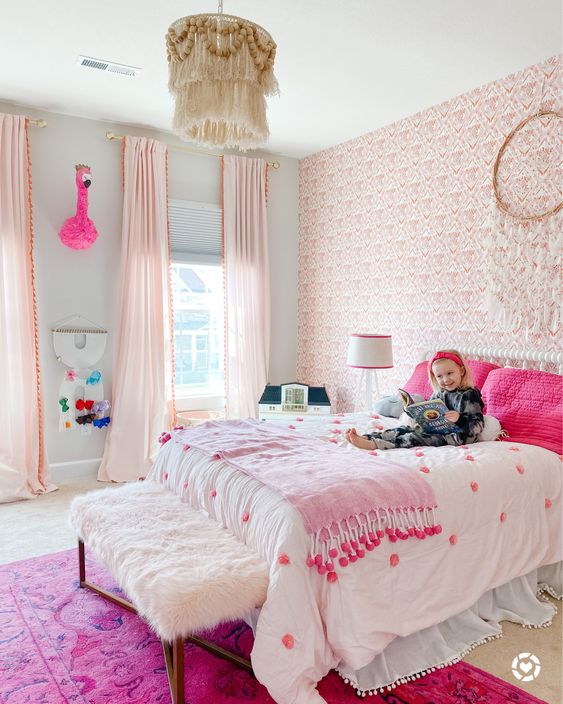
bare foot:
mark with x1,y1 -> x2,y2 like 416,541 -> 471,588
345,428 -> 376,450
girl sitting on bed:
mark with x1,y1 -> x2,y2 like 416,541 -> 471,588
346,349 -> 484,450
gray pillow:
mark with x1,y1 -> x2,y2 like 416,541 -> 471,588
373,393 -> 424,418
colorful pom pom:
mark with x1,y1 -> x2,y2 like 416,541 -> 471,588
278,553 -> 290,565
449,534 -> 457,545
242,512 -> 250,522
328,547 -> 338,558
338,556 -> 349,567
470,481 -> 479,492
282,634 -> 295,649
306,555 -> 315,568
327,571 -> 338,583
465,454 -> 474,461
389,554 -> 400,567
516,465 -> 525,474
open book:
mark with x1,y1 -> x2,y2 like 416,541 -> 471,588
398,389 -> 461,435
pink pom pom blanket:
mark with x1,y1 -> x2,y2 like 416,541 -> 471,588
171,419 -> 439,579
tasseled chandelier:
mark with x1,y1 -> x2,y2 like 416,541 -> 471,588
166,1 -> 278,150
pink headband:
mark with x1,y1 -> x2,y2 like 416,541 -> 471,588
429,352 -> 464,369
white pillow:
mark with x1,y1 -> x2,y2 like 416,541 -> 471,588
477,415 -> 502,442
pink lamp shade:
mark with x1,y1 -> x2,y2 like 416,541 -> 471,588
346,334 -> 393,369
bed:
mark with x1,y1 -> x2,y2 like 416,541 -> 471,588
146,348 -> 562,704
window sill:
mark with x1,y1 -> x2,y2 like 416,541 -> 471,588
176,410 -> 225,426
175,394 -> 225,413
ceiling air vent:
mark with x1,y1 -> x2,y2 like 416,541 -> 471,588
77,55 -> 141,78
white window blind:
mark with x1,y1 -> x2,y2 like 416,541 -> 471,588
168,199 -> 222,264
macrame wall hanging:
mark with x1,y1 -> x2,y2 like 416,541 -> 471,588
52,315 -> 111,435
485,110 -> 562,335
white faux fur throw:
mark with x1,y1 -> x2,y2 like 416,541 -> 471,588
69,481 -> 269,642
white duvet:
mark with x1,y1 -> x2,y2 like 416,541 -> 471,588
147,413 -> 562,704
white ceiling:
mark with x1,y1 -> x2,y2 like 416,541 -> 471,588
1,1 -> 561,158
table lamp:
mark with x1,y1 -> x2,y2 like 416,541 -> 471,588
346,334 -> 393,412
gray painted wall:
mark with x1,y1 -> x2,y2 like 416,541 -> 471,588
0,102 -> 299,470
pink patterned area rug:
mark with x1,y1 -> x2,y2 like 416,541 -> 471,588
0,549 -> 546,704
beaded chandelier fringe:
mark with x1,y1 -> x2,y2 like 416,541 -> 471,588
166,14 -> 279,150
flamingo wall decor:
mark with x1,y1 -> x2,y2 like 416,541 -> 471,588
59,164 -> 99,250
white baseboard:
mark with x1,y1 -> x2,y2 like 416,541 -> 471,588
49,458 -> 102,483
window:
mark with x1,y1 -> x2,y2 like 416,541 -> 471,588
169,200 -> 224,411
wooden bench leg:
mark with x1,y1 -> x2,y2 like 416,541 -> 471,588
163,638 -> 185,704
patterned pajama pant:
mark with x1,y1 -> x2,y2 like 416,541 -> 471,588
364,425 -> 470,449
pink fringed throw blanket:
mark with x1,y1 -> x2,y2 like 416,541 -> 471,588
175,420 -> 440,582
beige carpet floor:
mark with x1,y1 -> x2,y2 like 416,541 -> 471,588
1,474 -> 561,703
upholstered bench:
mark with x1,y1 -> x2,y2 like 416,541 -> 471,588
69,481 -> 269,704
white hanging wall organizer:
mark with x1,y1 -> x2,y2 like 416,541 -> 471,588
52,315 -> 110,435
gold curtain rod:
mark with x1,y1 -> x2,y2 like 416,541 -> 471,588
105,131 -> 280,169
29,119 -> 47,127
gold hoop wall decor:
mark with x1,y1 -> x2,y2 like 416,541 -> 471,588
492,110 -> 563,221
486,109 -> 562,335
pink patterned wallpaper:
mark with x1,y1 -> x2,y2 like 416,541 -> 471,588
298,55 -> 562,411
